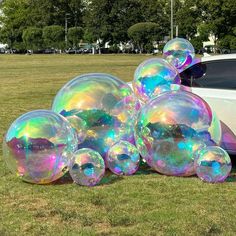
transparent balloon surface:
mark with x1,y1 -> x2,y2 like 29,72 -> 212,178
134,91 -> 222,176
52,73 -> 139,160
69,148 -> 105,186
155,84 -> 192,95
194,146 -> 231,183
163,38 -> 195,70
133,58 -> 181,103
66,115 -> 87,144
107,141 -> 140,175
3,110 -> 78,184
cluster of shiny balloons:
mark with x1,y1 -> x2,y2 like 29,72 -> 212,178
3,73 -> 140,186
3,38 -> 232,186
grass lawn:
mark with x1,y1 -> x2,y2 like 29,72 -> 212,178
0,54 -> 236,236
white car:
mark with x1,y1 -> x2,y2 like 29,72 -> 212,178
180,54 -> 236,154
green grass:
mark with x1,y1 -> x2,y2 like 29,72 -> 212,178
0,54 -> 236,236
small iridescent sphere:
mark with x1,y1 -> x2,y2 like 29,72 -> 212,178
52,73 -> 139,160
133,58 -> 181,103
2,110 -> 78,184
107,141 -> 140,175
134,90 -> 222,176
69,148 -> 105,186
163,37 -> 195,70
194,146 -> 232,183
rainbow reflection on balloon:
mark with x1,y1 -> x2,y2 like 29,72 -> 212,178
107,141 -> 140,175
134,90 -> 221,176
52,73 -> 139,160
163,38 -> 195,70
132,58 -> 181,103
194,146 -> 231,183
154,84 -> 192,95
66,115 -> 87,144
69,148 -> 105,186
2,110 -> 78,184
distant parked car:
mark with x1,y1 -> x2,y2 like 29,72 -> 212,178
66,48 -> 93,54
82,48 -> 92,54
66,48 -> 83,54
44,48 -> 56,54
5,48 -> 18,54
220,48 -> 236,54
180,54 -> 236,153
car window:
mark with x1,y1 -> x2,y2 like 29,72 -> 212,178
180,59 -> 236,89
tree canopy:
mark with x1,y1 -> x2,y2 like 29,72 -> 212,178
0,0 -> 235,51
128,22 -> 161,53
22,27 -> 43,51
43,25 -> 65,49
68,27 -> 84,48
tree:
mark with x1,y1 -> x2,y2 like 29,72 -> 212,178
233,27 -> 236,36
230,37 -> 236,50
128,22 -> 160,53
190,37 -> 203,52
197,23 -> 211,42
0,0 -> 85,49
84,0 -> 143,49
43,25 -> 65,49
175,0 -> 203,39
24,0 -> 85,28
68,27 -> 83,48
108,0 -> 143,44
0,0 -> 29,49
200,0 -> 236,44
219,35 -> 236,50
0,0 -> 235,53
22,27 -> 43,52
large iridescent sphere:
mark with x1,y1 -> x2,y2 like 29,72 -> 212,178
163,38 -> 195,70
52,73 -> 139,160
133,58 -> 181,103
134,91 -> 222,176
69,148 -> 105,186
2,110 -> 78,184
107,141 -> 140,175
194,146 -> 231,183
153,84 -> 192,95
66,115 -> 87,143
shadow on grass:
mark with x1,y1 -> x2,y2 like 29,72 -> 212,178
43,166 -> 236,185
53,161 -> 156,186
226,167 -> 236,182
9,158 -> 236,186
99,171 -> 124,186
52,170 -> 124,186
52,172 -> 73,185
135,161 -> 157,175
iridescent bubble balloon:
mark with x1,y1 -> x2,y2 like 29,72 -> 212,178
69,148 -> 105,186
163,37 -> 195,70
134,90 -> 222,176
66,115 -> 87,144
107,141 -> 140,175
154,84 -> 192,95
194,146 -> 232,183
133,58 -> 181,103
2,110 -> 78,184
52,73 -> 139,160
178,57 -> 201,73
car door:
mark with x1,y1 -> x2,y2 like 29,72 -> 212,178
180,59 -> 236,153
